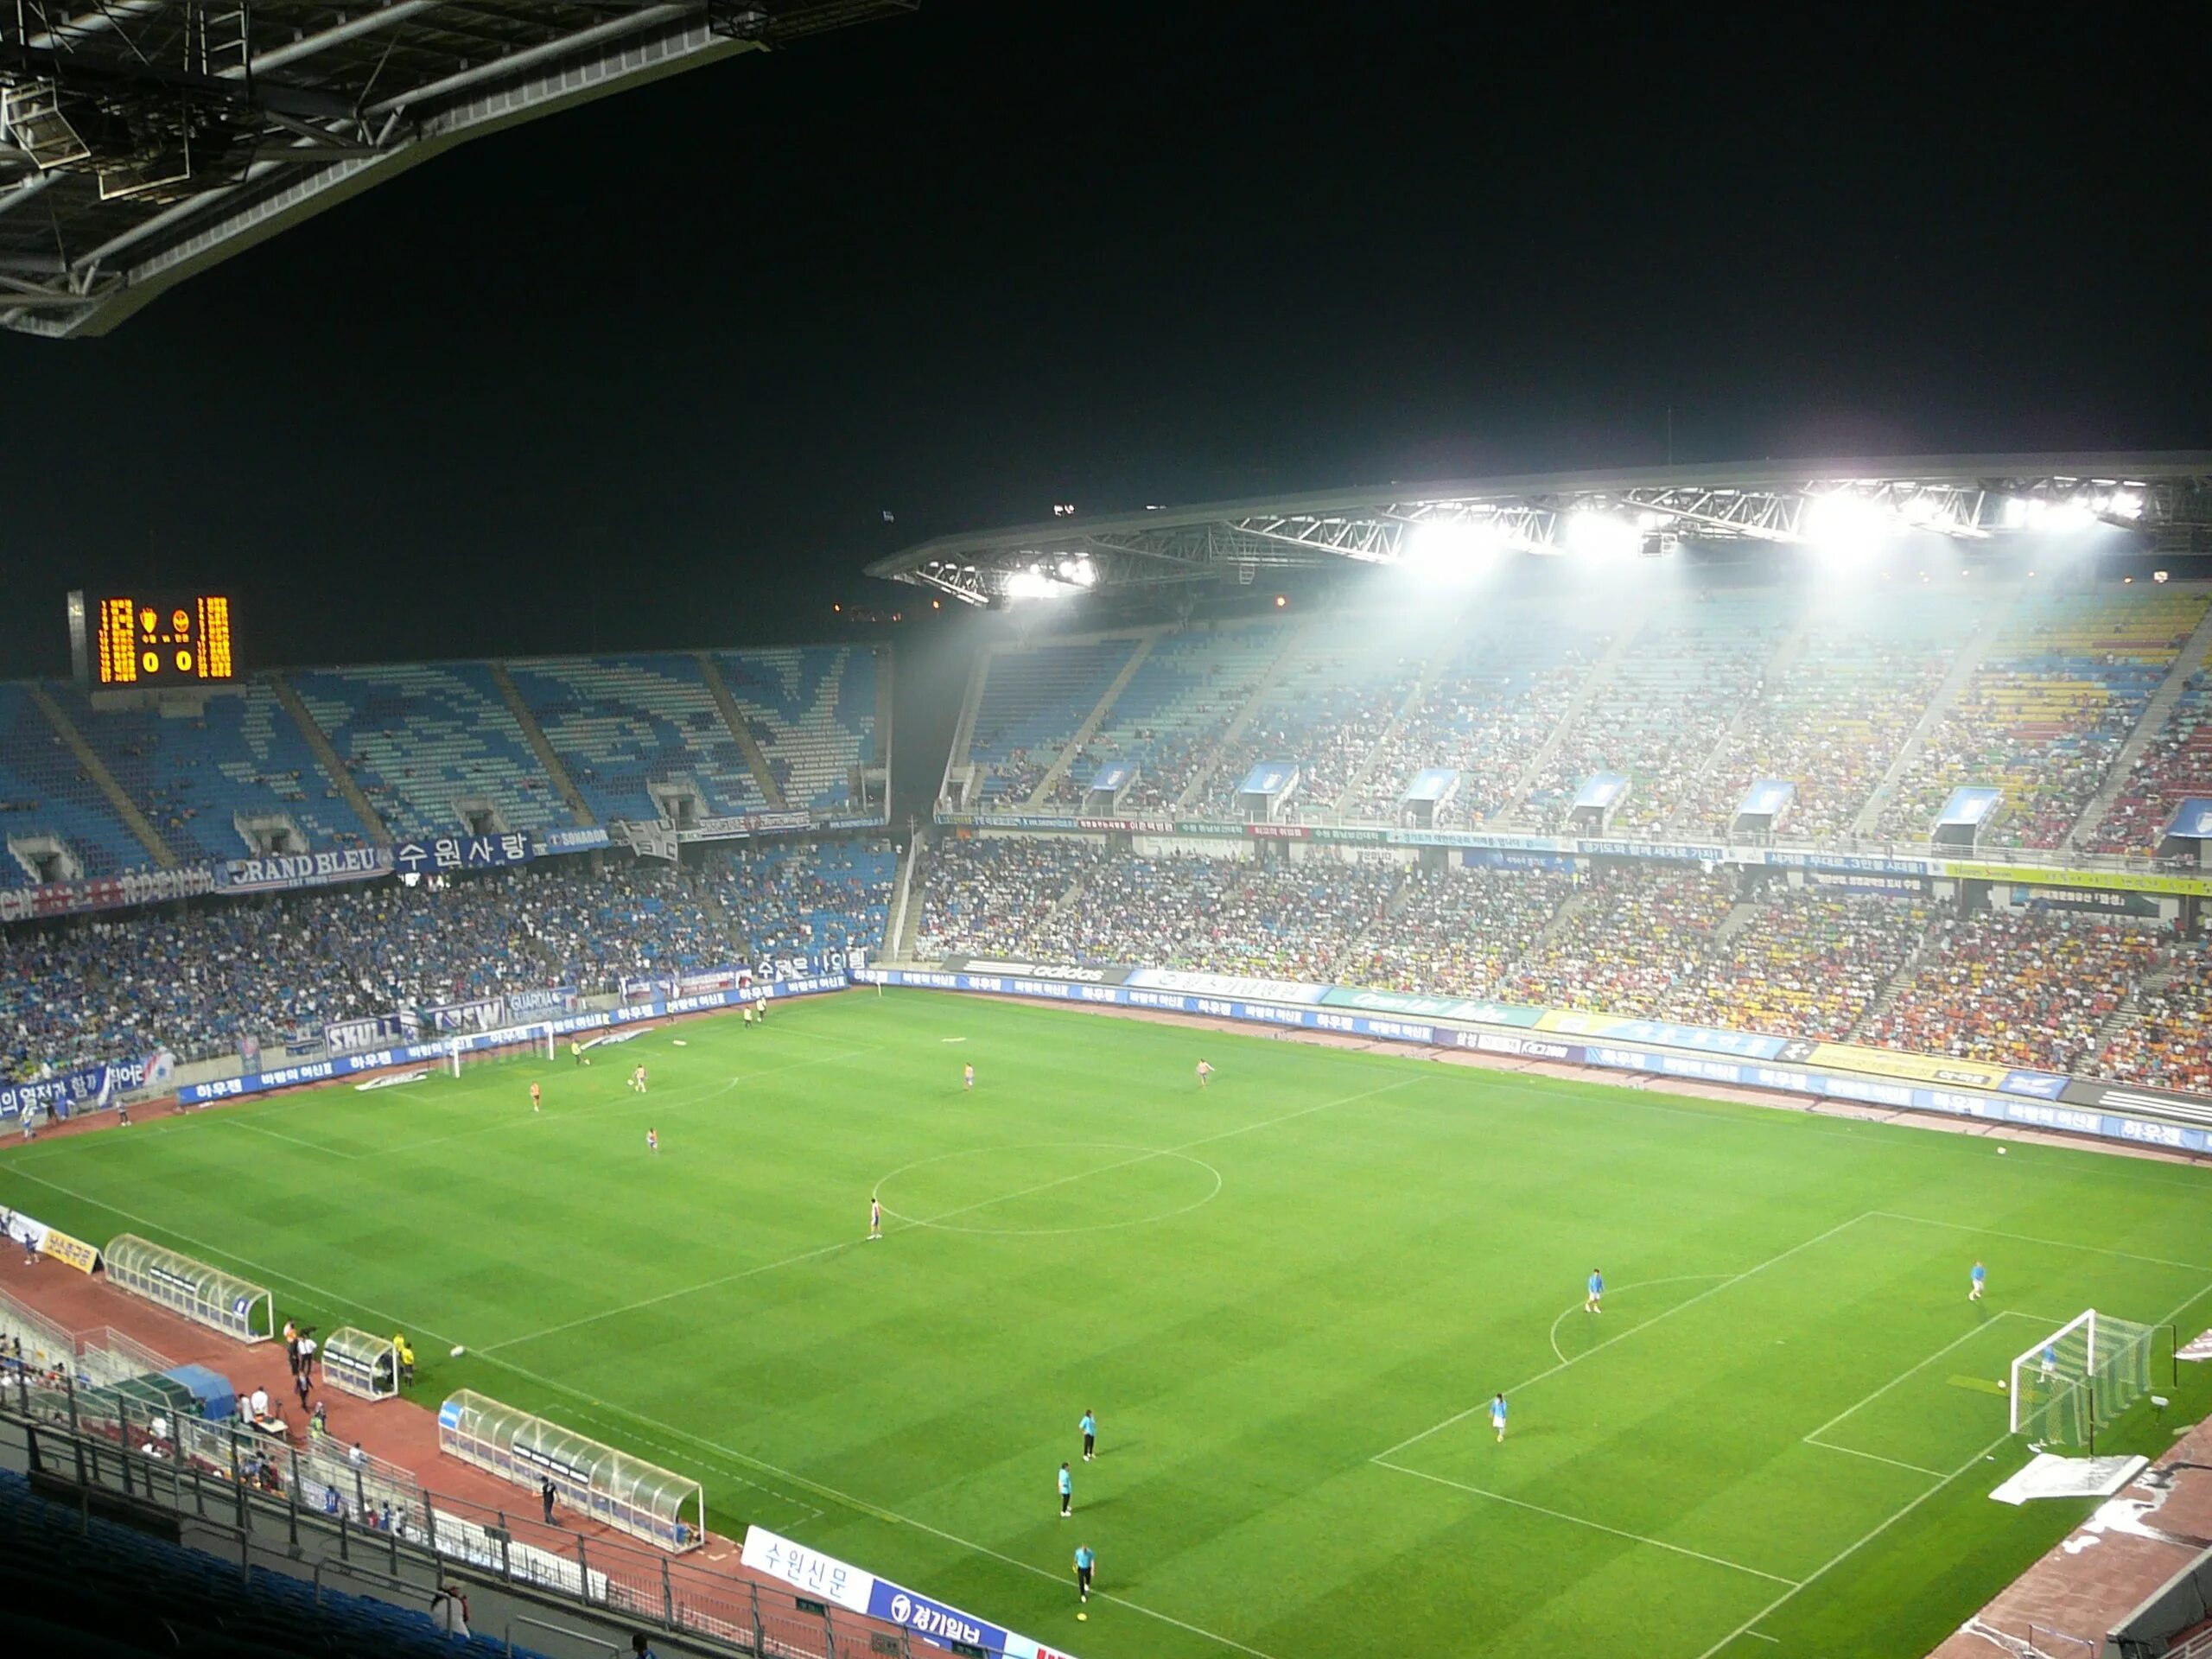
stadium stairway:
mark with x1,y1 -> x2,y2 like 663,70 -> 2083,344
2064,598 -> 2212,850
23,683 -> 178,869
1173,616 -> 1317,810
1496,620 -> 1646,828
270,675 -> 390,845
1850,583 -> 2028,838
486,664 -> 594,825
1661,615 -> 1814,836
2086,960 -> 2175,1068
1026,628 -> 1161,808
1845,925 -> 1942,1040
695,653 -> 788,811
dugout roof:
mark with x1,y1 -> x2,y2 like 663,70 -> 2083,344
867,453 -> 2212,607
0,1 -> 915,338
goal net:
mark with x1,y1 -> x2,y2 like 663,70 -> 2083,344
446,1023 -> 556,1078
2009,1309 -> 2158,1448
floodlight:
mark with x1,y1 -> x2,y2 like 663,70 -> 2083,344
1004,568 -> 1058,601
2108,489 -> 2144,520
1564,510 -> 1639,559
1802,490 -> 1893,550
1402,518 -> 1509,582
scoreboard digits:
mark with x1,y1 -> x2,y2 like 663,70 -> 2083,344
79,593 -> 237,686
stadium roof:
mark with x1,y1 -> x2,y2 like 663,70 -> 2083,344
868,453 -> 2212,607
0,0 -> 914,338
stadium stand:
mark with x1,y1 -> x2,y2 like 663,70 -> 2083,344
0,841 -> 893,1075
2086,668 -> 2212,855
62,682 -> 372,861
0,683 -> 143,883
1497,865 -> 1740,1013
1346,612 -> 1604,826
1046,622 -> 1285,811
714,645 -> 881,814
290,661 -> 567,840
1518,594 -> 1787,832
1876,588 -> 2211,847
1682,594 -> 1988,841
1200,630 -> 1440,816
505,654 -> 766,823
962,635 -> 1144,807
0,1465 -> 537,1659
2093,937 -> 2212,1095
1859,906 -> 2169,1074
912,835 -> 1102,959
1343,865 -> 1574,996
1654,886 -> 1932,1039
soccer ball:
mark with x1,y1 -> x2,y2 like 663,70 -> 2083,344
1997,1147 -> 2007,1156
450,1344 -> 466,1357
1998,1378 -> 2007,1390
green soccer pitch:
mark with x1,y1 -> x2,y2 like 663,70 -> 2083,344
7,988 -> 2212,1659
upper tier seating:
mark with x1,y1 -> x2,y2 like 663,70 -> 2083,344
505,654 -> 765,823
963,636 -> 1144,808
2085,669 -> 2212,855
1877,589 -> 2210,848
0,683 -> 143,883
62,681 -> 370,861
2093,938 -> 2212,1095
1201,629 -> 1443,817
715,645 -> 880,813
1518,594 -> 1788,833
1048,623 -> 1285,811
1347,609 -> 1605,827
1682,593 -> 1988,841
290,660 -> 565,839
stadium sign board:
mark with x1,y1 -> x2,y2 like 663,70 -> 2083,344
739,1526 -> 1077,1659
391,835 -> 535,875
0,864 -> 216,922
866,964 -> 2197,1154
219,847 -> 391,893
1940,861 -> 2212,897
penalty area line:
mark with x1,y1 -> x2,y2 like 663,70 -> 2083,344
1374,1461 -> 1799,1586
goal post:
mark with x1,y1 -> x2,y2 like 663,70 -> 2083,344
2009,1309 -> 2158,1451
447,1023 -> 557,1078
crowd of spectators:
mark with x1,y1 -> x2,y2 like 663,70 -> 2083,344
1876,592 -> 2207,849
911,836 -> 1100,959
1519,606 -> 1783,833
0,840 -> 893,1076
1654,886 -> 1931,1039
1498,866 -> 1738,1014
2093,941 -> 2212,1095
1860,906 -> 2168,1074
2085,670 -> 2212,855
1347,625 -> 1603,827
1202,637 -> 1436,817
1344,866 -> 1574,997
1681,611 -> 1971,842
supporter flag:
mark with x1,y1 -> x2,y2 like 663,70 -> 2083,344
141,1048 -> 176,1094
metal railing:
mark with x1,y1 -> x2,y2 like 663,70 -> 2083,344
0,1378 -> 958,1659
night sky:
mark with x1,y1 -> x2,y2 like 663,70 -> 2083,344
1,0 -> 2207,678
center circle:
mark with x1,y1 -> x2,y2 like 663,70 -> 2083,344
874,1142 -> 1223,1236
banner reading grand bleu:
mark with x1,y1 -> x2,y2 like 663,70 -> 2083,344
219,847 -> 391,893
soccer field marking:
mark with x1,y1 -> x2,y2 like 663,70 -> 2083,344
223,1116 -> 365,1159
1798,1310 -> 2051,1457
1547,1274 -> 1735,1363
1691,1273 -> 2212,1659
1869,1210 -> 2212,1274
875,1143 -> 1226,1236
1371,1211 -> 1880,1465
1370,1460 -> 1801,1586
490,1074 -> 1425,1354
474,1351 -> 1293,1659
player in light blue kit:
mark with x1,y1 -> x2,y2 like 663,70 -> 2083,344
1490,1393 -> 1508,1443
1058,1461 -> 1073,1516
1585,1268 -> 1603,1314
1970,1260 -> 1986,1302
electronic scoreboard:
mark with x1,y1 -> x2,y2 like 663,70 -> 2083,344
68,591 -> 238,687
